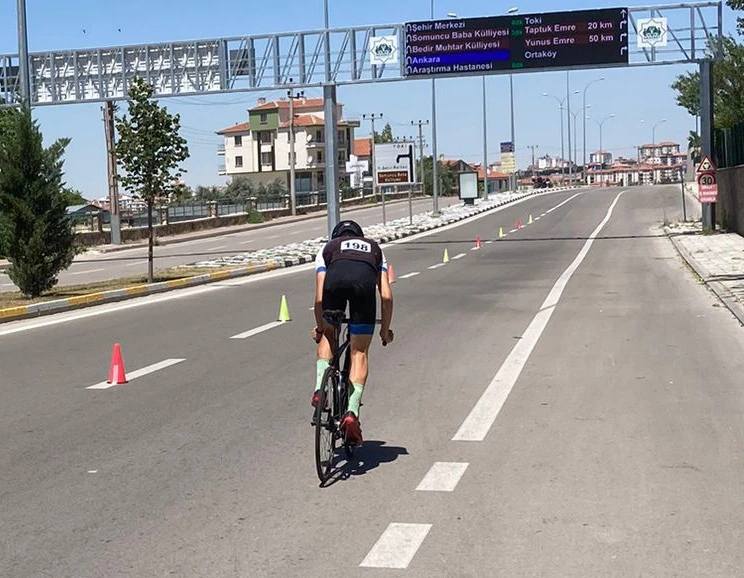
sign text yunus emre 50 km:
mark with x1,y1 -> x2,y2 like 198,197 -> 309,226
404,7 -> 629,77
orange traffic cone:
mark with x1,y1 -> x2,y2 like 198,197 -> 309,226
475,235 -> 482,249
107,343 -> 128,385
388,264 -> 396,283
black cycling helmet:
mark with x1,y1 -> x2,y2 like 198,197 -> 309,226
331,220 -> 364,239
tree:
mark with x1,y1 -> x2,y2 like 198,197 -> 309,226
170,182 -> 193,204
419,156 -> 458,197
375,122 -> 394,144
688,131 -> 702,165
115,77 -> 189,282
61,188 -> 88,206
0,109 -> 77,297
671,38 -> 744,129
730,0 -> 744,35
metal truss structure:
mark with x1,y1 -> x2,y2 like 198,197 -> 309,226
0,2 -> 722,107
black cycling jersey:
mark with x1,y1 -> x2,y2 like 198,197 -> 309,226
314,236 -> 387,275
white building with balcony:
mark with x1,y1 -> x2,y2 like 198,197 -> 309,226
217,97 -> 359,193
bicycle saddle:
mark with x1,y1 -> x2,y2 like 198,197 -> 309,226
322,310 -> 346,326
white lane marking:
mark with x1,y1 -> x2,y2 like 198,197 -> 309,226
360,523 -> 432,569
416,462 -> 469,492
485,240 -> 493,244
124,261 -> 144,267
265,234 -> 280,240
210,245 -> 228,251
453,253 -> 467,260
470,247 -> 480,252
535,216 -> 541,221
428,263 -> 446,270
509,228 -> 518,234
453,191 -> 626,442
241,240 -> 253,245
70,268 -> 105,276
398,272 -> 421,279
1,190 -> 588,336
545,192 -> 582,214
86,358 -> 186,390
230,321 -> 285,339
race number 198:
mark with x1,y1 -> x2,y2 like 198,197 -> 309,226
341,240 -> 371,253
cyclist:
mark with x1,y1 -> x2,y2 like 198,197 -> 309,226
312,219 -> 394,446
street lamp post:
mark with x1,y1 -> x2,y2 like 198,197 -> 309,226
507,7 -> 519,193
595,114 -> 616,168
363,113 -> 384,223
287,85 -> 305,216
581,77 -> 605,172
16,0 -> 31,106
430,0 -> 440,215
543,93 -> 566,179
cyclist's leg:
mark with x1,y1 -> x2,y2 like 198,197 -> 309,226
315,270 -> 347,396
346,268 -> 378,418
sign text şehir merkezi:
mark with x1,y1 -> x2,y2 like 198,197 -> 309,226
404,7 -> 629,77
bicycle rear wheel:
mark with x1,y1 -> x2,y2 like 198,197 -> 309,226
314,367 -> 338,483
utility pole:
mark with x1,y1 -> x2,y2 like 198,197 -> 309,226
482,76 -> 489,198
566,71 -> 573,184
363,113 -> 384,223
699,59 -> 715,231
528,145 -> 539,177
287,86 -> 305,216
411,120 -> 429,198
543,92 -> 566,181
322,1 -> 340,238
103,101 -> 122,245
17,0 -> 31,106
582,77 -> 604,174
430,0 -> 440,215
509,74 -> 516,193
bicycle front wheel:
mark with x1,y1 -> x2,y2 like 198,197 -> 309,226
314,366 -> 338,483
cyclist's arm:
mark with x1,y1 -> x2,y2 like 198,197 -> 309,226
314,247 -> 327,329
314,271 -> 326,328
378,270 -> 393,335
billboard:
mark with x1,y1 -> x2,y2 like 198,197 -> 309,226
404,8 -> 629,78
375,142 -> 417,185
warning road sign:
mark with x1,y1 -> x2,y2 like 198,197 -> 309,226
696,155 -> 716,174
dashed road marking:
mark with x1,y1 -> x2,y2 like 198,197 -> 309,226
428,263 -> 446,270
398,272 -> 421,279
509,228 -> 518,234
230,321 -> 286,339
452,253 -> 467,260
360,523 -> 432,569
485,240 -> 494,244
453,191 -> 626,442
86,358 -> 186,390
416,462 -> 469,492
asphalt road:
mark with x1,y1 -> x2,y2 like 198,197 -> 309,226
2,185 -> 743,577
0,196 -> 459,290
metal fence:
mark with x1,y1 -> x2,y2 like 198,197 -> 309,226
716,123 -> 744,169
77,185 -> 423,233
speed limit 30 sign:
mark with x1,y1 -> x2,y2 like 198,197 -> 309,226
696,155 -> 718,204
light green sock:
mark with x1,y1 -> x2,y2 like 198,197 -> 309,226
347,382 -> 365,417
315,359 -> 330,392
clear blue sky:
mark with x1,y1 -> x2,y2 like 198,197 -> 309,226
0,1 -> 739,199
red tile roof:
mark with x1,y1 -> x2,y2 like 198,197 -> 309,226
472,163 -> 509,180
353,138 -> 372,157
217,122 -> 250,135
252,98 -> 326,112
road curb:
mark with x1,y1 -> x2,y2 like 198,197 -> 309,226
667,233 -> 744,326
91,196 -> 428,254
0,187 -> 580,324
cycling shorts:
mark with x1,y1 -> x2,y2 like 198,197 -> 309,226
322,260 -> 377,335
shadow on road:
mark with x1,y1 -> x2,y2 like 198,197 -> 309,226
320,440 -> 408,488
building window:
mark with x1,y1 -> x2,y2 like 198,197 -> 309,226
261,152 -> 272,165
235,156 -> 243,168
317,151 -> 323,164
315,129 -> 324,142
337,130 -> 345,143
260,132 -> 272,144
260,113 -> 268,125
234,135 -> 242,147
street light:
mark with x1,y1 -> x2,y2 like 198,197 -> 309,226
430,0 -> 440,215
581,77 -> 605,171
543,93 -> 566,175
594,114 -> 616,167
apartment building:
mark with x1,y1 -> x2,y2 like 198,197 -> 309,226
217,97 -> 359,193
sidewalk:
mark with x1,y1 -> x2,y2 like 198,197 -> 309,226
668,225 -> 744,325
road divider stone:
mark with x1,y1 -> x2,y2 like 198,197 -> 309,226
0,187 -> 580,324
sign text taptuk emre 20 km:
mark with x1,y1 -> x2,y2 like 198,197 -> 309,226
404,7 -> 629,77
